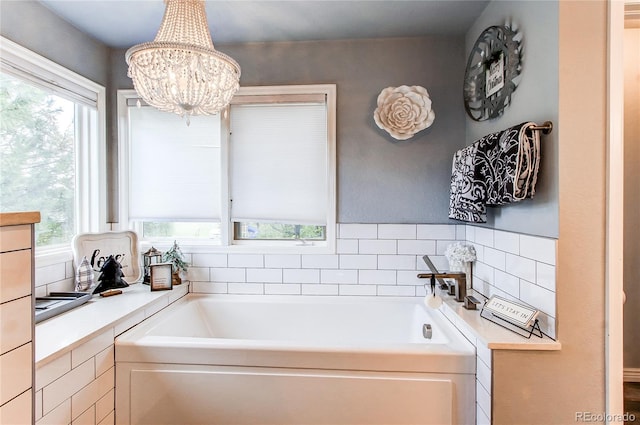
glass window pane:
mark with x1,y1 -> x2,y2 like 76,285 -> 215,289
234,222 -> 325,241
142,222 -> 221,240
0,72 -> 76,247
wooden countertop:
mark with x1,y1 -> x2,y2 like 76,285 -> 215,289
0,211 -> 41,226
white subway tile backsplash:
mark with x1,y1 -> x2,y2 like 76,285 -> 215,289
474,262 -> 494,285
301,284 -> 339,296
71,366 -> 113,420
264,254 -> 301,269
417,224 -> 456,240
98,410 -> 114,425
377,224 -> 416,239
520,235 -> 556,265
483,247 -> 506,271
302,255 -> 339,269
466,225 -> 476,243
227,283 -> 264,295
358,240 -> 396,255
358,269 -> 396,284
282,269 -> 320,283
320,269 -> 358,284
36,352 -> 71,391
72,329 -> 113,369
536,262 -> 556,292
283,269 -> 320,284
211,268 -> 245,283
246,268 -> 283,283
186,267 -> 210,282
192,253 -> 227,268
397,239 -> 436,255
35,389 -> 43,421
264,284 -> 301,295
436,240 -> 456,256
38,398 -> 70,425
336,239 -> 358,254
339,254 -> 377,270
377,285 -> 415,297
338,224 -> 377,239
95,346 -> 113,378
377,255 -> 415,270
493,269 -> 520,299
416,255 -> 448,272
42,358 -> 94,414
474,227 -> 494,247
228,254 -> 263,268
494,230 -> 519,255
505,253 -> 536,283
339,284 -> 376,296
520,280 -> 556,317
35,263 -> 66,288
476,356 -> 492,395
476,341 -> 492,369
191,282 -> 228,294
477,398 -> 491,424
396,270 -> 424,286
95,389 -> 114,424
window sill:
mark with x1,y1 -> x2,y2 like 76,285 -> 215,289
139,240 -> 336,255
35,246 -> 74,268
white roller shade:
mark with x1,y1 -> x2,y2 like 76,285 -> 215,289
128,106 -> 221,221
230,103 -> 328,225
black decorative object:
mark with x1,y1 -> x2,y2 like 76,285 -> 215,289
463,25 -> 522,121
93,255 -> 130,294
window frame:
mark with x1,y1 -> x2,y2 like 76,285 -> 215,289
117,84 -> 336,254
0,36 -> 107,264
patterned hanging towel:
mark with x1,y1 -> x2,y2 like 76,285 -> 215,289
75,255 -> 95,292
449,122 -> 541,223
448,143 -> 487,223
475,122 -> 541,205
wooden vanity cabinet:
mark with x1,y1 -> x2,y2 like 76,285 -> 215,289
0,212 -> 40,425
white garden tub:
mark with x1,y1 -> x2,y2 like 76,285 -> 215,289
115,294 -> 475,425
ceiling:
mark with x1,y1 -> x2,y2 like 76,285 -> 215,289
37,0 -> 490,49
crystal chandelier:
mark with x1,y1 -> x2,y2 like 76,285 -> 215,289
125,0 -> 241,118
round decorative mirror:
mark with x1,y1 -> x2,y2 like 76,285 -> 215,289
463,25 -> 522,121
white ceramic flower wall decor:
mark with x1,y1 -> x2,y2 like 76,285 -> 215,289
373,85 -> 436,141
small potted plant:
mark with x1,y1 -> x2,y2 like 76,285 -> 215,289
162,240 -> 189,285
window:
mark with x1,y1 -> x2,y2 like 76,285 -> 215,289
0,37 -> 106,253
119,85 -> 336,252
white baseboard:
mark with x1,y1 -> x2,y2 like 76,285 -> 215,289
624,368 -> 640,382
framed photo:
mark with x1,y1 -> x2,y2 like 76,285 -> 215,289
150,263 -> 173,291
73,231 -> 142,284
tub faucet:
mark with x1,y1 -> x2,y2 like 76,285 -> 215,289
417,272 -> 467,302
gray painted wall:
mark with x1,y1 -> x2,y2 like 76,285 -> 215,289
465,1 -> 559,238
0,0 -> 109,87
112,36 -> 466,224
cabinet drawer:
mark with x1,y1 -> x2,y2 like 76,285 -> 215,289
0,389 -> 32,425
0,225 -> 31,253
0,342 -> 32,406
0,297 -> 31,355
0,250 -> 32,304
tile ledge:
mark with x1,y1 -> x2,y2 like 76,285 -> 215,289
35,283 -> 189,367
437,290 -> 561,351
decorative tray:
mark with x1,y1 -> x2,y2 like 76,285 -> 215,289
35,292 -> 92,323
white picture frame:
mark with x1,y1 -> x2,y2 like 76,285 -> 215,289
72,231 -> 142,284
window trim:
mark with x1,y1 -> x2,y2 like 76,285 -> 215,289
117,84 -> 336,254
0,36 -> 107,261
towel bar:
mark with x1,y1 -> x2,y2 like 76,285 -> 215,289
530,121 -> 553,135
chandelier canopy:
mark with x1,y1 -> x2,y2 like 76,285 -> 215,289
125,0 -> 241,117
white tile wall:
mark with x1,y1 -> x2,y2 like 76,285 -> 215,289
188,224 -> 466,297
34,289 -> 188,425
466,225 -> 557,339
